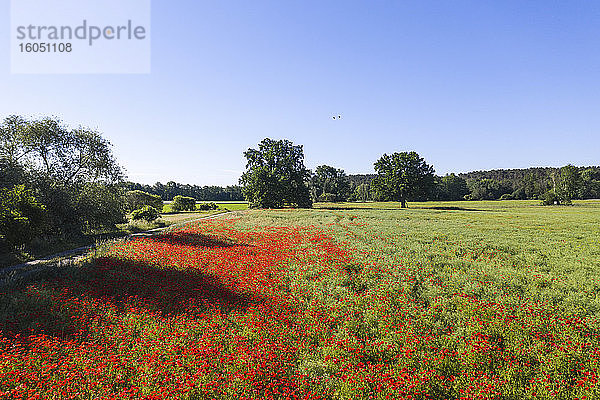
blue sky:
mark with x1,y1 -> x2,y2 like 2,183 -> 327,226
2,1 -> 599,186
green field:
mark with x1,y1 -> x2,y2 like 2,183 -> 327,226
249,199 -> 600,323
2,200 -> 600,398
161,201 -> 248,213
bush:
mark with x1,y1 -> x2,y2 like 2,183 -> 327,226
499,193 -> 514,200
0,185 -> 47,246
171,195 -> 196,212
130,206 -> 160,222
125,190 -> 163,212
197,202 -> 218,211
77,183 -> 127,230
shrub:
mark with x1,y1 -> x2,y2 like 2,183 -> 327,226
197,202 -> 218,211
0,185 -> 47,246
130,206 -> 160,222
499,193 -> 513,200
171,195 -> 196,212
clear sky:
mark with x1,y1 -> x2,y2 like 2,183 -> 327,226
1,1 -> 599,186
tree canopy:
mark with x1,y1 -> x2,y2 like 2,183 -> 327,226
0,116 -> 126,247
371,151 -> 435,208
436,174 -> 469,201
0,115 -> 123,186
240,138 -> 312,208
310,165 -> 351,203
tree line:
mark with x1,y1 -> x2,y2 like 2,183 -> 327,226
123,181 -> 244,201
240,138 -> 600,208
2,116 -> 598,252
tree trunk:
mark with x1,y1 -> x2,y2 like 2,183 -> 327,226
401,199 -> 407,208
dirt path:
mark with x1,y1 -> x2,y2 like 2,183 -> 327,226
0,211 -> 234,283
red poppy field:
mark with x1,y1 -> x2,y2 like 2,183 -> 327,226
1,203 -> 600,399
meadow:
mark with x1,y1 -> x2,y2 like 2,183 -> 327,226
1,200 -> 599,399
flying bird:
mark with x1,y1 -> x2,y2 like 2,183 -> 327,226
332,115 -> 342,120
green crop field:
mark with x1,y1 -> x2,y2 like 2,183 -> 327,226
1,200 -> 600,399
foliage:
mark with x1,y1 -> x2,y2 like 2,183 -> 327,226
467,178 -> 511,201
0,185 -> 46,246
459,166 -> 600,201
124,181 -> 244,201
240,138 -> 312,209
0,116 -> 126,243
435,173 -> 470,201
554,164 -> 580,205
171,195 -> 197,212
581,168 -> 600,199
460,167 -> 555,199
130,205 -> 160,222
125,190 -> 164,212
0,115 -> 123,186
76,183 -> 127,230
310,165 -> 351,203
0,159 -> 26,190
371,151 -> 435,207
541,190 -> 560,206
510,187 -> 527,200
541,165 -> 585,206
197,202 -> 219,211
351,183 -> 372,202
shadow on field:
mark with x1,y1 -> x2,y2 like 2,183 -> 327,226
317,205 -> 485,212
417,206 -> 485,212
141,231 -> 252,249
88,256 -> 256,313
0,255 -> 257,341
317,206 -> 408,211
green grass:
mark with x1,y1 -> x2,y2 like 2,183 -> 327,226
250,199 -> 600,320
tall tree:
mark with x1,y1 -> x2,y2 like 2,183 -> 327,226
240,138 -> 312,208
310,165 -> 351,202
0,115 -> 126,238
554,164 -> 581,205
353,183 -> 372,202
581,168 -> 600,199
371,151 -> 435,208
0,116 -> 123,186
438,174 -> 469,200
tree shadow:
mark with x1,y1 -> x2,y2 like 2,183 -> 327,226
1,254 -> 258,341
316,206 -> 407,211
417,206 -> 485,212
86,256 -> 256,313
316,205 -> 485,212
131,231 -> 252,249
